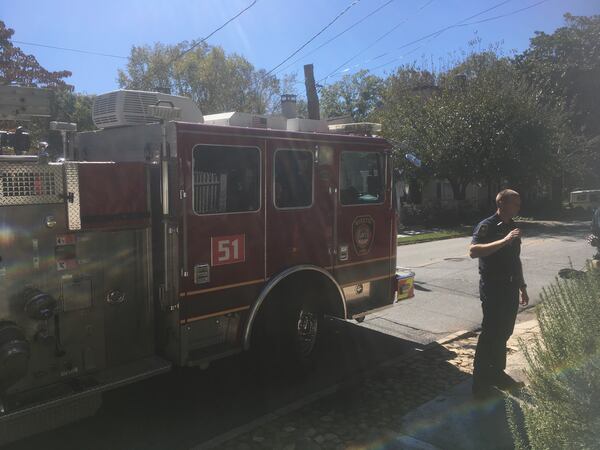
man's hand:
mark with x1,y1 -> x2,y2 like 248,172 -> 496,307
520,287 -> 529,306
470,227 -> 522,258
504,228 -> 521,243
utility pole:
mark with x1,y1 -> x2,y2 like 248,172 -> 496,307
304,64 -> 320,120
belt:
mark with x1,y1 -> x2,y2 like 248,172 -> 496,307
480,274 -> 519,283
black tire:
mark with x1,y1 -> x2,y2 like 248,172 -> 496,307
250,292 -> 323,375
287,294 -> 322,369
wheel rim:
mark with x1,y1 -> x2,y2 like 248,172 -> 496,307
294,309 -> 318,359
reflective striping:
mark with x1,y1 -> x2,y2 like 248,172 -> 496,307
335,256 -> 392,268
181,305 -> 250,324
180,278 -> 266,297
64,163 -> 81,230
340,273 -> 392,288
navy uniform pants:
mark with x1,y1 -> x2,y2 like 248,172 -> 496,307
473,278 -> 520,387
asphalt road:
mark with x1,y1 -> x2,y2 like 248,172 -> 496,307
3,221 -> 592,450
365,220 -> 592,344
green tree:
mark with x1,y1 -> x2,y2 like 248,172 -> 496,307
319,70 -> 385,121
0,21 -> 72,89
379,54 -> 560,201
118,42 -> 281,115
516,14 -> 600,187
0,21 -> 79,154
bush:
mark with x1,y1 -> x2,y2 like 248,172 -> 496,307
508,266 -> 600,449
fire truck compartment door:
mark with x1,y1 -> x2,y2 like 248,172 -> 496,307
266,143 -> 335,276
335,148 -> 395,318
100,229 -> 154,366
180,138 -> 266,325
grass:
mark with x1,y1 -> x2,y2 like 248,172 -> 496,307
397,228 -> 471,245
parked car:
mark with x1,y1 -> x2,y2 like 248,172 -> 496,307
569,189 -> 600,211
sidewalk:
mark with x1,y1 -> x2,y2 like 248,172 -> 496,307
398,319 -> 538,450
197,319 -> 539,450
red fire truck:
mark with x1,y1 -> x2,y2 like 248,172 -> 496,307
0,90 -> 408,442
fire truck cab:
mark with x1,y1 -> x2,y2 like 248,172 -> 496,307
0,90 -> 402,442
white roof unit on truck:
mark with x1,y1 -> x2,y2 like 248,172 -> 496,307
92,90 -> 203,129
202,111 -> 287,130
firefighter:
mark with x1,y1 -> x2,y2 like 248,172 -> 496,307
469,189 -> 529,398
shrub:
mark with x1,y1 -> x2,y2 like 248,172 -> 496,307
508,266 -> 600,449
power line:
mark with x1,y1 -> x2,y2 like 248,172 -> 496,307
459,0 -> 551,26
175,0 -> 259,61
318,0 -> 517,83
338,0 -> 553,77
349,41 -> 430,74
274,0 -> 398,76
13,1 -> 259,63
390,0 -> 514,53
319,0 -> 440,83
264,0 -> 362,76
12,40 -> 128,59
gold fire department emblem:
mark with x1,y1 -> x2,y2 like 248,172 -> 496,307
352,215 -> 374,256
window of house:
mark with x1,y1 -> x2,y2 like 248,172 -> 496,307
340,151 -> 384,205
274,149 -> 314,209
442,182 -> 454,200
193,145 -> 260,214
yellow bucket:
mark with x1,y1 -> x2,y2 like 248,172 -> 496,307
396,268 -> 415,301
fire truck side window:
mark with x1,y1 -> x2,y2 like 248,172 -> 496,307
340,151 -> 384,205
193,145 -> 260,214
274,149 -> 314,209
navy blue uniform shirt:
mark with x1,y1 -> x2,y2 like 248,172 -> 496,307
472,214 -> 522,281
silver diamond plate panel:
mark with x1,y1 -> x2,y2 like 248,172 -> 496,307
0,162 -> 64,206
64,163 -> 81,231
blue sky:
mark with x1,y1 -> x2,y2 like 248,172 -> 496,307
4,0 -> 600,95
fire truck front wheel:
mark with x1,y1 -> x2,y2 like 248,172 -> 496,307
290,298 -> 321,364
252,293 -> 323,371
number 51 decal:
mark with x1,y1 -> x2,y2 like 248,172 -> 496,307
211,234 -> 246,266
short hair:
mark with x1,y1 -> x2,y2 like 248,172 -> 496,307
496,189 -> 520,207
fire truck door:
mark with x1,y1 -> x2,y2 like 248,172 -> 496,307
266,142 -> 335,275
334,148 -> 394,318
180,140 -> 266,325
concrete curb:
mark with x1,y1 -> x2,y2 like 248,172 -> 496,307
394,435 -> 442,449
435,329 -> 476,346
513,318 -> 539,332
